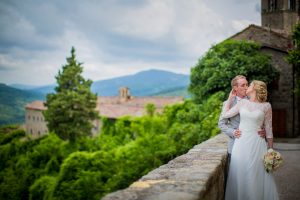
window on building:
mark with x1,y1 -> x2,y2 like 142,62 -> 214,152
288,0 -> 296,10
33,116 -> 35,121
268,0 -> 278,11
28,115 -> 31,120
30,129 -> 33,134
38,131 -> 41,136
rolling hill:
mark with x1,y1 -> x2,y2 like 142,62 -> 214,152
0,83 -> 44,125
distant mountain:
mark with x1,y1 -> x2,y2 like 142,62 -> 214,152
10,84 -> 55,96
0,83 -> 44,125
9,84 -> 39,90
22,69 -> 190,97
91,69 -> 190,96
28,84 -> 55,96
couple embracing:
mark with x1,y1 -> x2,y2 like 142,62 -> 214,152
218,75 -> 279,200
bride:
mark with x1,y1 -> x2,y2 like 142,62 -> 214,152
223,80 -> 279,200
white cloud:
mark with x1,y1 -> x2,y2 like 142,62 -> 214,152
169,1 -> 228,56
112,0 -> 174,40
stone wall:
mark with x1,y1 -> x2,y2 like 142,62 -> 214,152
261,48 -> 298,137
25,109 -> 48,138
102,134 -> 228,200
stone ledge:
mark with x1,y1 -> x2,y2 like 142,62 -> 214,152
102,133 -> 228,200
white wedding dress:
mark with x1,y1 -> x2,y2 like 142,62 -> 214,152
223,99 -> 279,200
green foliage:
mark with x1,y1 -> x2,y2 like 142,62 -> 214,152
287,23 -> 300,95
166,92 -> 224,154
44,47 -> 99,142
0,125 -> 25,145
146,103 -> 156,117
29,176 -> 56,200
189,39 -> 279,103
51,151 -> 114,200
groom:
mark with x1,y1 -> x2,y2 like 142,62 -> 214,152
218,75 -> 266,183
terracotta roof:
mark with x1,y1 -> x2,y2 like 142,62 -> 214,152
26,96 -> 184,119
98,96 -> 183,118
99,104 -> 145,118
25,101 -> 47,111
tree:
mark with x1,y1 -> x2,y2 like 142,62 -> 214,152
146,103 -> 156,117
287,23 -> 300,96
44,47 -> 98,142
189,40 -> 279,103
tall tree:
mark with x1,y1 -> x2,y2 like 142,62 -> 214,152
44,47 -> 98,142
287,23 -> 300,96
189,40 -> 279,103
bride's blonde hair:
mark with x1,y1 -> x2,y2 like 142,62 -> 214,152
252,80 -> 268,102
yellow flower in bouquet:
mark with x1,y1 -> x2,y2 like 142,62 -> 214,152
263,148 -> 283,173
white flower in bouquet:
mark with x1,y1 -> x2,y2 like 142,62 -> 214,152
263,148 -> 283,173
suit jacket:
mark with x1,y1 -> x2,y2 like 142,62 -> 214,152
218,96 -> 243,154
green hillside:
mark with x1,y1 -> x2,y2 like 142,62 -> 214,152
0,83 -> 44,125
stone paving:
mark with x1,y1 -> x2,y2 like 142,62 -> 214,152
273,137 -> 300,200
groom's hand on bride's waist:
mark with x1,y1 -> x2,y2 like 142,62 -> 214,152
258,127 -> 266,138
233,129 -> 241,138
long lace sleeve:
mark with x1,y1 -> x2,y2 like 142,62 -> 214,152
222,99 -> 245,118
264,103 -> 273,139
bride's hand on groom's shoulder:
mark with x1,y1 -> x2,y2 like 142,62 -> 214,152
228,89 -> 237,100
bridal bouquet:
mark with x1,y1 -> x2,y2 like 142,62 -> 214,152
263,148 -> 283,173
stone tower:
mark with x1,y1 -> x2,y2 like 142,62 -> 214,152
119,87 -> 131,102
261,0 -> 299,32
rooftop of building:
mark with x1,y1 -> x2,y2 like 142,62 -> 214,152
25,88 -> 184,119
229,24 -> 292,52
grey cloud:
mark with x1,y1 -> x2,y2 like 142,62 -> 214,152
0,65 -> 12,71
0,0 -> 71,53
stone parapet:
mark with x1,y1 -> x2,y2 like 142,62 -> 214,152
102,133 -> 228,200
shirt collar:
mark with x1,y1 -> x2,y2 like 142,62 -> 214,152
236,96 -> 243,101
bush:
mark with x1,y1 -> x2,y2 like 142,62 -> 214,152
189,39 -> 279,103
29,176 -> 56,200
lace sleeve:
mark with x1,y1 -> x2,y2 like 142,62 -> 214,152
222,99 -> 245,118
264,103 -> 273,139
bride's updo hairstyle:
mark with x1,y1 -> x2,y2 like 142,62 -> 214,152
252,80 -> 268,102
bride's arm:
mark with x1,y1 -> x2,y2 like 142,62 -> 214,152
222,99 -> 242,118
222,89 -> 243,118
264,103 -> 274,149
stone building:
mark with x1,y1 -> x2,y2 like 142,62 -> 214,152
25,101 -> 48,138
229,0 -> 299,137
25,87 -> 183,138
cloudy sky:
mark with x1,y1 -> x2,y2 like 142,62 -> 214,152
0,0 -> 261,86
